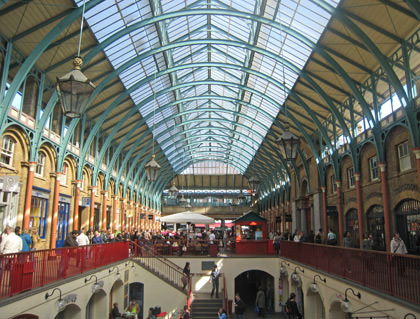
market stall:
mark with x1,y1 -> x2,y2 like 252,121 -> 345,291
234,211 -> 269,255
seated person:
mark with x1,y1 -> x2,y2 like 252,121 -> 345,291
126,298 -> 140,318
111,302 -> 122,319
147,307 -> 157,319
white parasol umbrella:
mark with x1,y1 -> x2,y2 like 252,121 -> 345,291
160,211 -> 215,224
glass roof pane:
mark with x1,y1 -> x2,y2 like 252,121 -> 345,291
79,0 -> 339,174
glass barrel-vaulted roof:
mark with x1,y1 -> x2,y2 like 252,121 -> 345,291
77,0 -> 340,174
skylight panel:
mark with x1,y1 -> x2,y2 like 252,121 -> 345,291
78,0 -> 339,174
162,0 -> 185,13
229,0 -> 255,13
167,16 -> 189,39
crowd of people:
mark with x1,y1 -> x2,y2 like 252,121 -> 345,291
270,228 -> 411,254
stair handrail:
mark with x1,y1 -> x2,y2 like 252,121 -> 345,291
129,240 -> 186,290
131,239 -> 184,271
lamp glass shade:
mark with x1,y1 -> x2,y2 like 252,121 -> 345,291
56,57 -> 95,118
248,175 -> 260,194
291,272 -> 300,283
168,183 -> 179,199
280,266 -> 287,276
310,283 -> 318,293
276,130 -> 300,161
179,194 -> 187,205
145,154 -> 161,181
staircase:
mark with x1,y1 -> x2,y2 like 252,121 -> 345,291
191,295 -> 224,319
131,242 -> 187,293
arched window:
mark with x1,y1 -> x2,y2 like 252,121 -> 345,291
35,152 -> 46,176
1,136 -> 16,166
345,208 -> 359,248
396,199 -> 420,254
367,205 -> 385,251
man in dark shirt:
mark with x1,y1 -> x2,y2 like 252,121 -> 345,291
210,264 -> 220,298
63,230 -> 78,247
234,293 -> 246,319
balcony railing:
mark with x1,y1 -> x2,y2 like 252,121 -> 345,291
280,241 -> 420,305
0,242 -> 129,300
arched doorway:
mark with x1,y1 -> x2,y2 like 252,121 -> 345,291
367,205 -> 385,251
306,289 -> 325,319
110,279 -> 124,317
234,270 -> 274,313
54,304 -> 81,319
345,208 -> 359,248
86,290 -> 107,319
278,274 -> 289,311
396,199 -> 420,255
129,282 -> 144,319
329,301 -> 345,319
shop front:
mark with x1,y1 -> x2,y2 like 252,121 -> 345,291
234,211 -> 268,254
396,199 -> 420,255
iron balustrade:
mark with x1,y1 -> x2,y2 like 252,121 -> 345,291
0,241 -> 130,300
132,241 -> 186,290
279,240 -> 420,305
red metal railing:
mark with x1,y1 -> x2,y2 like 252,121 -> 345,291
280,241 -> 420,304
0,242 -> 129,300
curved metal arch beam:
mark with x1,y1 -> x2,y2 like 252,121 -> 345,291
128,122 -> 274,195
92,77 -> 295,187
84,61 -> 327,184
79,8 -> 357,138
315,0 -> 414,143
118,77 -> 325,172
79,60 -> 278,178
150,129 -> 291,198
84,37 -> 347,144
0,0 -> 103,137
109,103 -> 275,195
135,131 -> 287,201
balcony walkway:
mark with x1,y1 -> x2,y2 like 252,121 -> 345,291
0,239 -> 419,307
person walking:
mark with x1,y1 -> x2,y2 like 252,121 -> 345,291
234,293 -> 246,319
210,264 -> 220,298
255,285 -> 265,317
285,293 -> 302,319
391,232 -> 407,254
218,308 -> 227,319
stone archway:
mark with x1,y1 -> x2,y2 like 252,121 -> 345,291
234,270 -> 274,313
86,289 -> 107,319
329,300 -> 345,319
54,304 -> 81,319
306,288 -> 325,319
